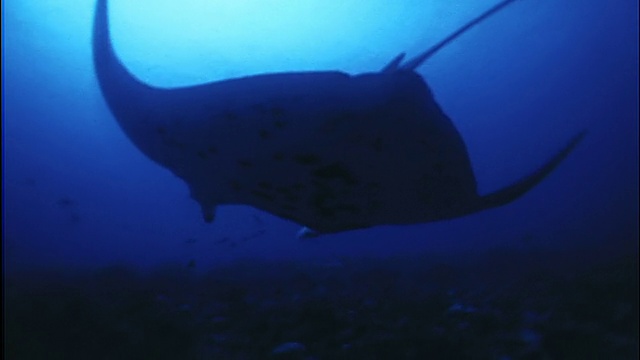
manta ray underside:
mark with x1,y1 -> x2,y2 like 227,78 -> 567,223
93,0 -> 585,237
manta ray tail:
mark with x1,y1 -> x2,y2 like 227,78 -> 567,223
383,0 -> 521,72
475,131 -> 586,211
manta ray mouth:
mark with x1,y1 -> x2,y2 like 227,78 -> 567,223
93,0 -> 585,236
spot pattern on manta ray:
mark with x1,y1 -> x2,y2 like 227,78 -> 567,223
433,162 -> 445,173
163,138 -> 186,150
284,193 -> 301,203
273,120 -> 287,129
312,163 -> 359,186
250,190 -> 275,202
306,163 -> 363,219
270,106 -> 286,118
320,113 -> 353,134
251,103 -> 288,118
93,0 -> 586,235
311,184 -> 361,219
293,154 -> 322,166
222,111 -> 239,122
196,150 -> 208,160
282,204 -> 299,212
367,182 -> 382,191
257,181 -> 273,190
372,137 -> 384,152
283,188 -> 305,206
154,123 -> 187,150
419,191 -> 433,205
263,184 -> 308,211
230,180 -> 242,192
250,103 -> 268,114
258,129 -> 270,139
251,181 -> 306,202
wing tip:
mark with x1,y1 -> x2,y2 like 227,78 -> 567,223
477,129 -> 587,210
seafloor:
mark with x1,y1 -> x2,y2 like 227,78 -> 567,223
4,246 -> 638,359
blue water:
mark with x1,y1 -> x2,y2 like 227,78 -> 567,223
3,1 -> 638,358
3,0 -> 638,270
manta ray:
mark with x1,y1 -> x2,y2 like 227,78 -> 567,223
93,0 -> 585,237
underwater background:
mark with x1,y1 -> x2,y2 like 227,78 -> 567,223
3,0 -> 638,358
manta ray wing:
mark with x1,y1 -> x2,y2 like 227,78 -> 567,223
93,0 -> 584,236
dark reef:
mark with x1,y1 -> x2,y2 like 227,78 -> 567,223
4,249 -> 638,359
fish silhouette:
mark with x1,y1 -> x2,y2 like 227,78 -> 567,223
93,0 -> 584,237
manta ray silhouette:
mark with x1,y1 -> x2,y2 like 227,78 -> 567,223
93,0 -> 585,237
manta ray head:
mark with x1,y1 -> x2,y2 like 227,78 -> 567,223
93,0 -> 585,236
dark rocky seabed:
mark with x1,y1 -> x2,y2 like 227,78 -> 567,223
4,245 -> 638,360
